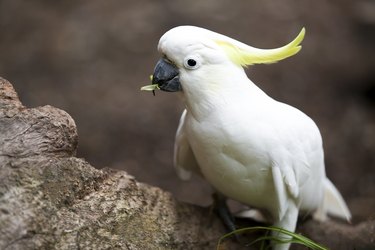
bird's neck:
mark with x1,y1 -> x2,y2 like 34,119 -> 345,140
179,67 -> 268,121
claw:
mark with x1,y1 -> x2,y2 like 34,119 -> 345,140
212,193 -> 239,241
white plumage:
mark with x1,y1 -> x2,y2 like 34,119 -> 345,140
154,26 -> 351,250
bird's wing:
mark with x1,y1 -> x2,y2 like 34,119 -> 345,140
271,165 -> 289,220
272,166 -> 298,220
270,142 -> 310,220
272,160 -> 303,220
173,109 -> 201,180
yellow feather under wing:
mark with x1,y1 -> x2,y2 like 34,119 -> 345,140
216,27 -> 305,66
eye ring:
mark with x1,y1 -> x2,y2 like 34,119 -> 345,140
183,56 -> 200,70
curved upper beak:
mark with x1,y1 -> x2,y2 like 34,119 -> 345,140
152,59 -> 181,92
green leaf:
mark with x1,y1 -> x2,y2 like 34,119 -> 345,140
216,226 -> 328,250
140,84 -> 159,91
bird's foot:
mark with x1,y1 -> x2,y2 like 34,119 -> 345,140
212,193 -> 239,240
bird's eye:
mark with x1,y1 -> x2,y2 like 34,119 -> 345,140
183,56 -> 200,70
187,59 -> 196,67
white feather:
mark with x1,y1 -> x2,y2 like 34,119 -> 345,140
314,178 -> 352,222
159,26 -> 351,249
173,109 -> 201,180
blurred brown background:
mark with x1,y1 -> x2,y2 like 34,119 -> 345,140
1,0 -> 374,223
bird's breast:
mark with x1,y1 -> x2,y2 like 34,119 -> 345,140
185,111 -> 277,209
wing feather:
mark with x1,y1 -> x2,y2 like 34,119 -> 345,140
173,109 -> 201,180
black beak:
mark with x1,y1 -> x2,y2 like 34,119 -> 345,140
152,59 -> 181,92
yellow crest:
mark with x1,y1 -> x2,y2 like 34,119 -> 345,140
215,28 -> 305,66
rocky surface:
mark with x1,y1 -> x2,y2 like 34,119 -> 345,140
0,78 -> 237,249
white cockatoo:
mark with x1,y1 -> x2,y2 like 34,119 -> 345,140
145,26 -> 351,249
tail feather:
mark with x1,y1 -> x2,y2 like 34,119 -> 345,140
314,178 -> 351,222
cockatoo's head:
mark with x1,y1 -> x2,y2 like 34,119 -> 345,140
151,25 -> 305,92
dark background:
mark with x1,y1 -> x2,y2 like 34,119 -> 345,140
1,0 -> 374,223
